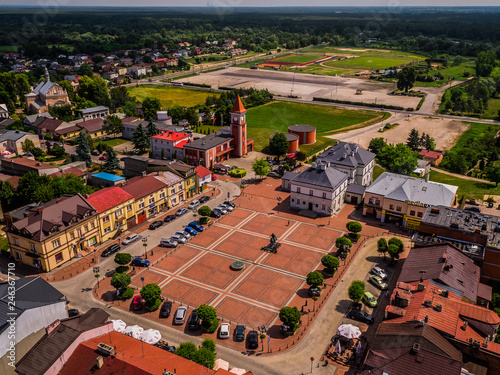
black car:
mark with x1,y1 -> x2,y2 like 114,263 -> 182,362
210,210 -> 221,218
347,308 -> 374,324
159,301 -> 173,318
163,215 -> 176,223
188,310 -> 201,330
162,346 -> 176,353
200,196 -> 210,204
101,243 -> 120,257
149,221 -> 163,230
246,330 -> 259,349
235,324 -> 245,342
68,309 -> 80,317
223,201 -> 235,208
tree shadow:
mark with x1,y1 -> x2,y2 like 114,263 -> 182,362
334,299 -> 354,314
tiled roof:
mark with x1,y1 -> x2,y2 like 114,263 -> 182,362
0,130 -> 33,142
38,118 -> 65,131
76,118 -> 104,133
195,165 -> 212,178
151,130 -> 189,142
56,125 -> 81,135
290,161 -> 348,190
183,132 -> 233,151
174,139 -> 189,148
1,157 -> 54,170
150,171 -> 184,186
317,142 -> 375,168
230,95 -> 246,114
87,186 -> 133,213
420,150 -> 443,160
122,175 -> 167,199
50,167 -> 87,178
80,106 -> 109,114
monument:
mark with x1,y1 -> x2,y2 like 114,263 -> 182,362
261,233 -> 281,253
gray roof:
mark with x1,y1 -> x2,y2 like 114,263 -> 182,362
365,172 -> 458,206
184,132 -> 233,151
282,171 -> 298,181
270,132 -> 298,142
317,142 -> 375,168
0,118 -> 15,127
346,183 -> 366,195
80,106 -> 109,114
33,79 -> 55,96
24,112 -> 52,125
288,124 -> 316,132
291,162 -> 348,190
0,130 -> 32,142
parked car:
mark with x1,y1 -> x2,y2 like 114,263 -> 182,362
465,206 -> 481,213
174,306 -> 187,324
188,222 -> 204,232
210,210 -> 221,218
122,234 -> 139,245
347,307 -> 374,324
91,150 -> 100,156
214,206 -> 228,214
211,174 -> 217,181
219,322 -> 230,339
220,203 -> 234,212
163,215 -> 176,223
132,295 -> 143,311
101,243 -> 120,257
159,301 -> 172,318
131,257 -> 150,267
176,207 -> 188,216
68,309 -> 80,317
223,201 -> 235,208
246,330 -> 259,349
184,226 -> 198,236
149,221 -> 163,230
102,136 -> 111,141
99,155 -> 106,160
188,200 -> 200,209
160,238 -> 178,248
230,166 -> 239,171
162,346 -> 176,353
267,171 -> 280,178
308,286 -> 321,297
171,234 -> 187,244
188,310 -> 201,330
200,196 -> 210,203
235,324 -> 245,342
369,275 -> 388,290
175,230 -> 191,239
363,292 -> 377,308
370,266 -> 387,280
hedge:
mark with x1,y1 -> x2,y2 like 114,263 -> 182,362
218,86 -> 233,91
229,168 -> 247,178
115,265 -> 129,273
199,216 -> 210,224
120,287 -> 134,300
416,97 -> 425,110
146,298 -> 162,312
313,97 -> 406,111
207,319 -> 219,334
183,82 -> 211,88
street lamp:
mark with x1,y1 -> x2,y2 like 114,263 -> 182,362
142,236 -> 148,259
93,266 -> 100,288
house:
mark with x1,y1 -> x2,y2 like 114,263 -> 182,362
127,65 -> 146,76
90,172 -> 126,188
24,68 -> 70,113
0,104 -> 9,119
4,194 -> 101,272
363,172 -> 458,230
113,66 -> 127,76
0,130 -> 40,155
0,157 -> 59,176
150,171 -> 185,208
75,118 -> 105,139
150,130 -> 190,160
35,118 -> 72,138
87,186 -> 136,242
121,175 -> 168,223
122,155 -> 171,178
345,183 -> 366,205
79,106 -> 109,120
15,308 -> 112,375
316,141 -> 376,186
122,118 -> 177,140
289,161 -> 348,215
165,161 -> 197,199
419,149 -> 444,166
413,159 -> 431,177
22,112 -> 53,129
0,277 -> 68,375
102,71 -> 118,80
195,165 -> 212,193
54,124 -> 81,140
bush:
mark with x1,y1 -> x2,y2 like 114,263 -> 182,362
335,236 -> 352,249
198,304 -> 217,328
183,82 -> 211,88
115,253 -> 132,265
346,221 -> 363,233
348,233 -> 361,242
321,255 -> 339,274
140,283 -> 161,307
115,265 -> 129,273
146,298 -> 161,311
306,271 -> 324,287
279,306 -> 301,332
198,205 -> 211,216
120,287 -> 134,300
199,216 -> 210,224
207,318 -> 219,334
348,280 -> 365,302
201,338 -> 216,353
111,272 -> 131,289
229,168 -> 247,178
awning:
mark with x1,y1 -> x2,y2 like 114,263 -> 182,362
25,252 -> 41,258
189,185 -> 196,190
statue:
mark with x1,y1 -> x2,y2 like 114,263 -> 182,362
262,233 -> 281,253
270,233 -> 277,244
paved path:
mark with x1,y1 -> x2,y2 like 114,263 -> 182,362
430,166 -> 492,183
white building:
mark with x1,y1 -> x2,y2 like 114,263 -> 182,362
0,104 -> 9,119
80,106 -> 109,120
150,130 -> 190,160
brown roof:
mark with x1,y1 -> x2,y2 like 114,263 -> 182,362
398,244 -> 480,302
231,95 -> 246,114
50,167 -> 87,178
166,161 -> 195,177
121,175 -> 167,199
56,125 -> 81,135
2,157 -> 54,170
76,118 -> 104,133
0,172 -> 20,188
37,118 -> 65,131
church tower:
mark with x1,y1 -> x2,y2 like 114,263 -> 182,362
230,95 -> 247,157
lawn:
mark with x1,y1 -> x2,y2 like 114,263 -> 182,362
415,62 -> 475,88
0,45 -> 19,53
485,98 -> 500,119
452,122 -> 499,150
323,52 -> 424,71
246,101 -> 386,153
99,137 -> 129,148
271,54 -> 325,64
128,84 -> 220,108
373,165 -> 386,180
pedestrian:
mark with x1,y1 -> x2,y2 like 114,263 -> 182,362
288,220 -> 290,226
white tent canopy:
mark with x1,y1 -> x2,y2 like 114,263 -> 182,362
111,319 -> 126,332
214,358 -> 229,371
140,329 -> 162,345
123,325 -> 144,339
229,368 -> 247,375
338,324 -> 361,339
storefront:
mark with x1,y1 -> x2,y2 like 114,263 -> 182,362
383,210 -> 404,226
148,203 -> 157,217
404,215 -> 421,230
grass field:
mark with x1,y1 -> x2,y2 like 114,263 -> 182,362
246,101 -> 386,153
0,45 -> 19,53
452,122 -> 499,150
271,54 -> 325,64
373,165 -> 386,180
128,84 -> 220,108
415,61 -> 475,87
485,98 -> 500,119
100,137 -> 129,148
323,51 -> 424,71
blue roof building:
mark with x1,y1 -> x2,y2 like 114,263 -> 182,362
91,172 -> 125,187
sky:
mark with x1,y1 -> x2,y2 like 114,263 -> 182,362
1,0 -> 499,6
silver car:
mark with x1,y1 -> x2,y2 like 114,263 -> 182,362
215,206 -> 228,214
122,234 -> 139,245
220,204 -> 234,212
171,234 -> 187,244
175,230 -> 191,239
371,266 -> 388,280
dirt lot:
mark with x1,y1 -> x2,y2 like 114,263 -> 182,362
333,115 -> 469,151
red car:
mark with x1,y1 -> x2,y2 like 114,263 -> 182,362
99,155 -> 107,160
132,295 -> 143,310
211,174 -> 217,181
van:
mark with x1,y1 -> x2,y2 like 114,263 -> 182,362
174,306 -> 187,324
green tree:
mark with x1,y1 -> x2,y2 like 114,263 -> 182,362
348,280 -> 365,302
397,66 -> 416,93
197,304 -> 217,329
77,63 -> 93,77
0,180 -> 15,212
168,104 -> 185,124
487,166 -> 500,187
110,86 -> 136,109
77,75 -> 110,107
196,348 -> 215,369
175,342 -> 198,361
269,132 -> 289,159
295,151 -> 307,162
368,137 -> 387,155
388,237 -> 404,252
132,124 -> 150,154
49,145 -> 66,158
406,128 -> 420,150
321,254 -> 339,274
140,283 -> 161,308
252,158 -> 271,179
142,96 -> 161,120
388,244 -> 401,263
49,104 -> 75,122
22,139 -> 35,154
110,272 -> 131,290
103,114 -> 123,138
114,253 -> 132,266
378,143 -> 418,175
104,147 -> 120,171
420,133 -> 436,151
377,238 -> 388,258
198,205 -> 212,216
279,306 -> 301,330
335,236 -> 352,249
346,221 -> 362,234
306,271 -> 324,287
186,107 -> 199,125
76,131 -> 92,167
475,49 -> 496,77
201,338 -> 216,354
146,118 -> 159,137
44,132 -> 52,140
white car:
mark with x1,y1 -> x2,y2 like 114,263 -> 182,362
220,204 -> 234,212
188,200 -> 200,209
215,206 -> 228,214
175,230 -> 191,239
371,266 -> 388,280
171,234 -> 187,244
122,234 -> 139,245
219,322 -> 230,339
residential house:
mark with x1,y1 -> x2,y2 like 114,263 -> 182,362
76,118 -> 105,139
195,165 -> 212,193
122,118 -> 177,140
153,57 -> 178,67
4,194 -> 101,272
87,186 -> 136,242
0,157 -> 59,176
121,175 -> 168,224
35,118 -> 72,138
102,71 -> 118,80
0,104 -> 9,119
24,68 -> 70,113
419,149 -> 444,166
363,172 -> 458,230
122,155 -> 171,178
22,112 -> 53,129
150,171 -> 186,208
90,172 -> 126,188
166,161 -> 197,199
289,161 -> 348,215
0,277 -> 68,375
54,124 -> 81,140
127,65 -> 146,76
0,130 -> 40,155
15,308 -> 113,375
80,106 -> 109,120
150,130 -> 190,160
113,66 -> 127,76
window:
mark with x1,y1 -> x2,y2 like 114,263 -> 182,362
410,210 -> 415,216
171,188 -> 175,194
138,202 -> 145,209
291,199 -> 294,202
322,192 -> 326,199
13,238 -> 19,246
55,252 -> 63,263
160,192 -> 165,199
396,206 -> 402,212
30,243 -> 36,252
52,239 -> 61,249
309,189 -> 313,196
88,236 -> 97,246
77,229 -> 82,238
104,227 -> 111,234
191,178 -> 195,183
90,221 -> 95,229
15,252 -> 21,260
149,197 -> 155,204
297,187 -> 301,193
70,231 -> 75,240
418,211 -> 423,218
103,215 -> 110,223
84,224 -> 89,232
127,204 -> 133,211
389,204 -> 394,210
115,209 -> 123,218
302,201 -> 306,205
322,204 -> 326,210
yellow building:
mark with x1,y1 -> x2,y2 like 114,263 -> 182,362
151,171 -> 186,208
5,194 -> 100,272
87,186 -> 136,242
166,161 -> 197,199
121,175 -> 168,226
77,118 -> 106,139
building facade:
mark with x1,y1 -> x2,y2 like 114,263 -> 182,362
150,130 -> 190,160
195,165 -> 212,192
150,171 -> 186,208
80,106 -> 109,120
25,68 -> 70,114
0,130 -> 40,155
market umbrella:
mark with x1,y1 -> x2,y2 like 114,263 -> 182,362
356,341 -> 363,355
140,329 -> 162,345
338,324 -> 361,339
229,368 -> 247,375
123,325 -> 144,339
214,358 -> 230,371
111,319 -> 126,332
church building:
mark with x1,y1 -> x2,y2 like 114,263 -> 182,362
25,68 -> 70,114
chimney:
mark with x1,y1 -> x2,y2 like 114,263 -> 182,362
435,304 -> 442,312
311,162 -> 317,168
411,343 -> 420,355
142,171 -> 146,177
96,356 -> 104,369
417,283 -> 425,291
425,173 -> 429,182
423,299 -> 432,307
462,321 -> 468,330
424,315 -> 429,323
56,198 -> 62,204
37,207 -> 44,214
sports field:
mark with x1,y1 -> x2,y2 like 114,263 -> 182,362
246,101 -> 387,153
270,54 -> 325,64
127,84 -> 220,108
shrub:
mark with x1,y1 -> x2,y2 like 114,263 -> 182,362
146,298 -> 161,311
115,265 -> 129,273
207,318 -> 219,333
201,338 -> 216,354
198,205 -> 211,216
321,255 -> 339,274
348,233 -> 361,242
140,283 -> 161,307
229,168 -> 247,178
199,216 -> 210,224
120,287 -> 134,300
346,221 -> 362,233
348,280 -> 365,302
111,272 -> 131,289
279,306 -> 301,331
198,304 -> 217,328
313,97 -> 405,111
306,271 -> 324,287
114,253 -> 132,265
335,236 -> 352,249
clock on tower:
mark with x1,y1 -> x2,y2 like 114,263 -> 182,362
230,95 -> 247,157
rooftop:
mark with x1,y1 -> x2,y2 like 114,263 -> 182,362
195,165 -> 212,178
184,132 -> 233,151
122,175 -> 167,199
37,118 -> 66,131
0,130 -> 34,142
80,106 -> 109,114
76,118 -> 104,133
288,124 -> 316,132
346,183 -> 366,195
1,157 -> 55,170
317,142 -> 375,169
290,161 -> 348,190
92,172 -> 125,182
150,170 -> 184,186
230,95 -> 246,114
87,186 -> 133,213
420,149 -> 443,160
152,130 -> 190,142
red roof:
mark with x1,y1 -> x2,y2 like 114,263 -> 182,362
195,165 -> 211,178
174,140 -> 189,149
121,175 -> 167,199
38,118 -> 64,131
419,150 -> 442,160
231,95 -> 246,114
87,186 -> 133,213
152,130 -> 189,142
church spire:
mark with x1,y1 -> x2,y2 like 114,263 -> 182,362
44,67 -> 50,82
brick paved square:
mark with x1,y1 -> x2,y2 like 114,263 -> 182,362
155,256 -> 185,273
182,287 -> 218,307
181,264 -> 213,281
204,270 -> 237,290
239,306 -> 276,328
276,244 -> 302,258
226,231 -> 255,245
236,245 -> 266,261
216,297 -> 250,322
273,273 -> 305,292
197,252 -> 227,268
131,269 -> 168,287
232,279 -> 267,299
284,260 -> 317,276
170,245 -> 200,260
161,279 -> 193,300
259,287 -> 291,308
308,228 -> 341,250
214,240 -> 240,255
261,217 -> 289,238
246,267 -> 278,285
190,226 -> 229,247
